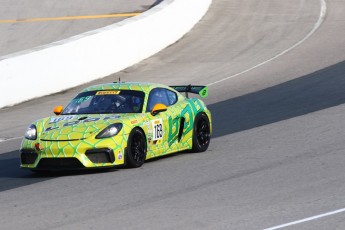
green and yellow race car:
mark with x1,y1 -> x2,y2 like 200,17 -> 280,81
20,82 -> 212,171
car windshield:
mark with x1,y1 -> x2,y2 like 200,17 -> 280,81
62,90 -> 145,114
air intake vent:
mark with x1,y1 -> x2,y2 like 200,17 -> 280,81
21,149 -> 38,164
37,158 -> 84,170
85,148 -> 115,164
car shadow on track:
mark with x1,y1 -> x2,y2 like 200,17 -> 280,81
0,149 -> 116,192
209,60 -> 345,138
145,150 -> 189,163
0,148 -> 191,192
0,150 -> 52,192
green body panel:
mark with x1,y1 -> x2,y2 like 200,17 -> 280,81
20,82 -> 212,169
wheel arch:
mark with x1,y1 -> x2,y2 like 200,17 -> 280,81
124,126 -> 148,168
191,111 -> 211,152
197,109 -> 212,135
133,126 -> 147,144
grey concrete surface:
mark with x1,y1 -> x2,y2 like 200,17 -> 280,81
1,0 -> 345,229
0,0 -> 157,56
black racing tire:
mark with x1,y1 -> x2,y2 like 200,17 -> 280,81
192,113 -> 211,152
126,128 -> 147,168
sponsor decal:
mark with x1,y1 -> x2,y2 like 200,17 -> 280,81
96,91 -> 120,95
167,100 -> 204,146
84,117 -> 100,123
45,116 -> 121,132
63,121 -> 79,127
45,126 -> 59,132
118,151 -> 123,160
49,115 -> 75,124
74,96 -> 92,104
131,120 -> 138,124
104,115 -> 121,121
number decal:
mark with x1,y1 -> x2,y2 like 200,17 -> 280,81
155,124 -> 163,139
152,119 -> 163,141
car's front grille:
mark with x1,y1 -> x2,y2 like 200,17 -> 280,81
36,158 -> 84,170
20,149 -> 38,164
85,148 -> 115,164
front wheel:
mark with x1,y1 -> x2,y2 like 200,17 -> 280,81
192,113 -> 211,152
126,128 -> 147,168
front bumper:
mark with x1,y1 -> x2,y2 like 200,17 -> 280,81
20,138 -> 126,170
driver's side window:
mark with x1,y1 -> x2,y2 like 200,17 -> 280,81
146,88 -> 170,112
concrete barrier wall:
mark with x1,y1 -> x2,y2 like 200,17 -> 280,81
0,0 -> 212,108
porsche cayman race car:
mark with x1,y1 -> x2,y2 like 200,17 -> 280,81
20,82 -> 212,171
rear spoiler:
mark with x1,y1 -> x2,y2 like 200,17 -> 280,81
170,85 -> 208,98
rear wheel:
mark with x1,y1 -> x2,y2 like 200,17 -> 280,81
126,128 -> 147,168
192,113 -> 211,152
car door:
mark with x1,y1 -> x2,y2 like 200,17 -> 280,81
146,88 -> 178,157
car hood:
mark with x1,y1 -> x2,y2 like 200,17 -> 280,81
38,114 -> 126,141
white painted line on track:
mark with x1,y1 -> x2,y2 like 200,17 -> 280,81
0,136 -> 22,143
263,207 -> 345,230
207,0 -> 327,87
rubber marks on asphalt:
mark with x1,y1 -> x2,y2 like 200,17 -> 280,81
0,137 -> 22,143
207,0 -> 327,87
0,12 -> 141,23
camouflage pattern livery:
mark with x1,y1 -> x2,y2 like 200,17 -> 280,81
20,82 -> 212,170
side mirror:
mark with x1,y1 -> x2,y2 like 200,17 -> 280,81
151,103 -> 167,116
53,106 -> 64,115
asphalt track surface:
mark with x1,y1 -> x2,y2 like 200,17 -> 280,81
0,0 -> 157,57
1,0 -> 345,229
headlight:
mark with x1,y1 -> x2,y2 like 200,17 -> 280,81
96,123 -> 123,139
25,124 -> 37,140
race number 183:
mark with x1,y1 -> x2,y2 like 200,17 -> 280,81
152,119 -> 163,140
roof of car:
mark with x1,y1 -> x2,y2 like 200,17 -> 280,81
82,82 -> 169,93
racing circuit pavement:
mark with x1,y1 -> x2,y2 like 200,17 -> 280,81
1,0 -> 345,229
0,0 -> 158,57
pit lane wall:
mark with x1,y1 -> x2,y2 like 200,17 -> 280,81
0,0 -> 212,109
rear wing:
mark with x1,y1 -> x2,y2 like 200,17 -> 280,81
170,85 -> 208,98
